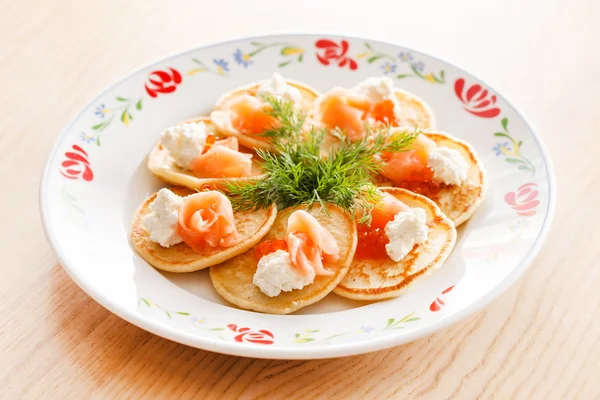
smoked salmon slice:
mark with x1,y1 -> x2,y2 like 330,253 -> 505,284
286,210 -> 340,276
178,191 -> 240,253
211,136 -> 239,151
190,136 -> 252,178
319,91 -> 370,141
225,94 -> 279,135
378,133 -> 437,184
319,89 -> 399,141
369,192 -> 411,229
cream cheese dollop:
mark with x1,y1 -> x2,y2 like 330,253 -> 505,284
428,147 -> 468,185
142,188 -> 184,247
253,249 -> 315,297
353,76 -> 402,118
256,73 -> 302,104
160,122 -> 208,170
384,207 -> 429,262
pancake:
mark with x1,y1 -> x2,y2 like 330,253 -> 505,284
131,187 -> 277,273
334,187 -> 456,300
210,79 -> 320,151
375,131 -> 487,226
147,117 -> 265,191
210,204 -> 357,314
309,88 -> 436,153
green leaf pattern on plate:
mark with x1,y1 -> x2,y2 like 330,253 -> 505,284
493,118 -> 535,175
188,58 -> 230,76
138,298 -> 420,345
357,42 -> 446,84
236,42 -> 305,68
61,184 -> 84,222
86,97 -> 143,146
139,297 -> 188,320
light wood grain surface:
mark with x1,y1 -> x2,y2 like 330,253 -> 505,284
2,0 -> 599,398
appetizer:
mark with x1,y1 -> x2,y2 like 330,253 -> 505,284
334,188 -> 455,300
131,187 -> 276,272
131,74 -> 487,314
210,73 -> 319,150
210,206 -> 356,314
374,128 -> 487,225
147,117 -> 264,191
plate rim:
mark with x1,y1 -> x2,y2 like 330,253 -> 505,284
39,32 -> 556,359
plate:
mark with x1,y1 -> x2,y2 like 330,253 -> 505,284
40,34 -> 555,359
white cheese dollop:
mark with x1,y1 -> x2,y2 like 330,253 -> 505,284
256,73 -> 302,104
428,147 -> 469,185
353,76 -> 402,118
142,188 -> 184,247
253,250 -> 315,297
385,207 -> 429,262
160,122 -> 208,170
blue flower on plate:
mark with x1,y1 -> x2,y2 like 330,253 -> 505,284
398,51 -> 413,62
381,62 -> 397,74
493,142 -> 512,156
213,59 -> 230,74
359,326 -> 374,333
233,48 -> 253,68
80,132 -> 95,144
412,61 -> 425,72
94,104 -> 108,118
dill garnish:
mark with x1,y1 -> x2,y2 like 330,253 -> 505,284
258,95 -> 307,140
225,100 -> 419,223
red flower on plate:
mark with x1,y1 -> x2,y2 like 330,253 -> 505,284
454,78 -> 500,118
227,324 -> 274,345
145,67 -> 182,98
505,183 -> 539,216
315,39 -> 358,70
60,145 -> 93,181
430,285 -> 455,312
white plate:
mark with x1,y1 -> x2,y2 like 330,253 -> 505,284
40,34 -> 555,359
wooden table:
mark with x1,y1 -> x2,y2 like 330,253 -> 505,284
2,0 -> 598,398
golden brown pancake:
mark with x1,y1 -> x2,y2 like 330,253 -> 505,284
375,131 -> 487,226
308,88 -> 436,153
131,187 -> 277,273
210,79 -> 320,151
334,187 -> 456,300
391,89 -> 436,129
210,204 -> 357,314
147,117 -> 265,192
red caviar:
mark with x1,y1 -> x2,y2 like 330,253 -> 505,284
355,223 -> 390,260
397,179 -> 442,196
370,99 -> 396,123
254,238 -> 287,260
407,165 -> 435,182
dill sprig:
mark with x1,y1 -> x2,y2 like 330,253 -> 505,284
259,95 -> 306,140
225,104 -> 419,223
